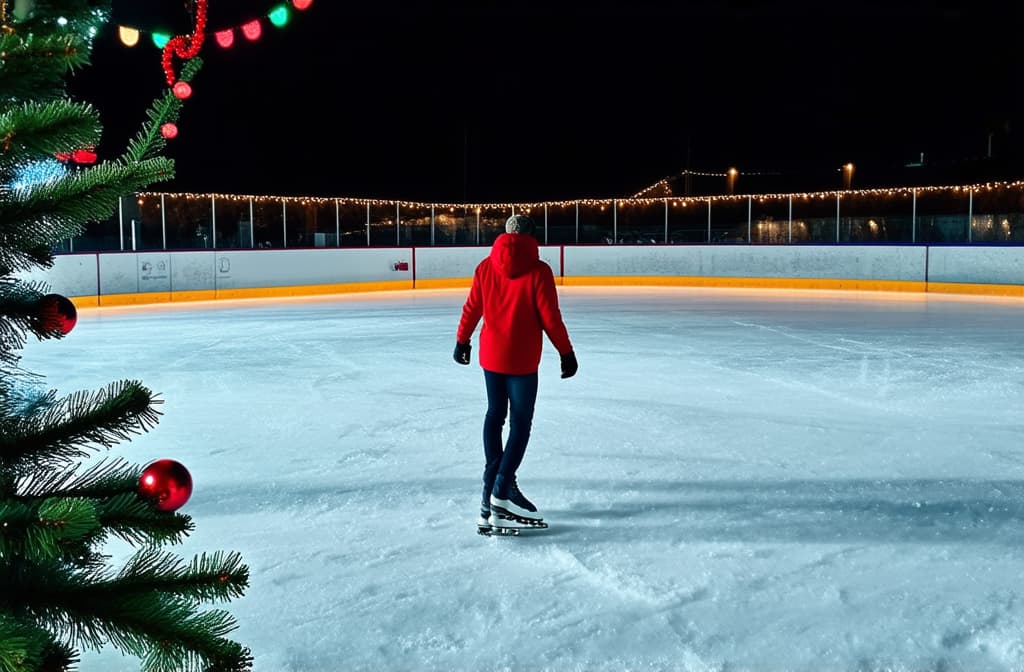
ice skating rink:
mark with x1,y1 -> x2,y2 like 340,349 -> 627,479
27,285 -> 1024,672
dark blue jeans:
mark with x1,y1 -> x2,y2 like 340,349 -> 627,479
482,369 -> 538,505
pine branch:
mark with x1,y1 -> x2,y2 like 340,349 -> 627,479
0,32 -> 90,104
0,156 -> 175,274
9,558 -> 252,672
0,99 -> 102,174
124,57 -> 204,164
0,381 -> 163,475
10,460 -> 193,548
0,497 -> 101,561
0,613 -> 76,672
96,492 -> 194,547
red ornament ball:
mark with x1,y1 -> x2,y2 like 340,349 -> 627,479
35,293 -> 77,334
139,459 -> 193,512
172,81 -> 192,99
161,123 -> 178,139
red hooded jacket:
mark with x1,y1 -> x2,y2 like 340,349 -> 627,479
457,233 -> 573,375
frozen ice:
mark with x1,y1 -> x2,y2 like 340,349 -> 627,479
22,286 -> 1024,672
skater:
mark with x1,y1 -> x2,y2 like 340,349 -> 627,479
453,213 -> 577,535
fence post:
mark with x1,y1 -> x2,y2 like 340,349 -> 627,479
118,195 -> 125,251
161,194 -> 168,250
911,189 -> 917,243
396,202 -> 400,246
544,203 -> 548,245
787,195 -> 792,244
282,199 -> 287,248
835,192 -> 840,242
664,198 -> 668,243
366,202 -> 370,246
707,197 -> 712,243
747,196 -> 752,243
613,200 -> 617,244
335,199 -> 340,247
575,202 -> 579,243
968,190 -> 973,243
249,198 -> 254,248
211,194 -> 217,249
431,204 -> 435,246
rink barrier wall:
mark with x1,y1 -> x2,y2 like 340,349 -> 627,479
22,245 -> 1024,307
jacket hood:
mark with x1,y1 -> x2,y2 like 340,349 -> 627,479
489,233 -> 539,278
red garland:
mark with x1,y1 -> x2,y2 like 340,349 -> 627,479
161,0 -> 208,86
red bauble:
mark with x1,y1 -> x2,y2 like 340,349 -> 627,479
139,459 -> 193,512
161,123 -> 178,139
172,81 -> 192,99
35,293 -> 77,334
292,0 -> 313,9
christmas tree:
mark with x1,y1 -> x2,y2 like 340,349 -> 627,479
0,1 -> 250,670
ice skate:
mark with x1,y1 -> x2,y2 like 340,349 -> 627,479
489,476 -> 547,529
476,504 -> 493,536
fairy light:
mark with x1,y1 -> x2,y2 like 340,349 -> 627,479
118,25 -> 140,46
118,0 -> 311,50
138,180 -> 1024,217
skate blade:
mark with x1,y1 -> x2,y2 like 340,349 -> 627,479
490,509 -> 546,527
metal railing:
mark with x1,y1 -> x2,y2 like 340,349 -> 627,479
55,181 -> 1024,253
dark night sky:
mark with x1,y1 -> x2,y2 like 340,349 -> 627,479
69,1 -> 1022,203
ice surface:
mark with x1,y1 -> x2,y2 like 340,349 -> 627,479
21,286 -> 1024,672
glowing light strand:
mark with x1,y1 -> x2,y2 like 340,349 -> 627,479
138,180 -> 1024,213
119,0 -> 311,49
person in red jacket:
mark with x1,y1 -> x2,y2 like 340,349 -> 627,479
454,214 -> 577,535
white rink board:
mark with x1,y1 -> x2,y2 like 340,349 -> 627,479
15,253 -> 99,297
35,244 -> 1024,299
927,246 -> 1024,284
98,253 -> 141,295
563,245 -> 928,281
415,246 -> 563,280
170,251 -> 215,292
213,249 -> 411,290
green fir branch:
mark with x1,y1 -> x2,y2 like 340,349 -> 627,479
0,156 -> 175,274
13,460 -> 194,547
18,456 -> 136,498
97,492 -> 194,547
0,612 -> 76,672
124,57 -> 204,164
16,564 -> 251,672
0,381 -> 163,474
0,99 -> 102,174
0,32 -> 90,104
0,497 -> 100,562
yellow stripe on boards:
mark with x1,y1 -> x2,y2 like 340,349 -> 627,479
93,281 -> 414,307
926,282 -> 1024,298
64,277 -> 1024,307
414,278 -> 473,290
560,276 -> 927,293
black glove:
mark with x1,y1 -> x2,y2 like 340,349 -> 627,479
454,341 -> 471,365
560,351 -> 578,379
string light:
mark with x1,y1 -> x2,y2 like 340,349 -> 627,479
139,180 -> 1024,213
118,0 -> 312,50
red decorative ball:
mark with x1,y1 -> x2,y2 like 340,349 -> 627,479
35,293 -> 77,334
161,123 -> 178,139
139,459 -> 193,512
172,81 -> 192,99
292,0 -> 313,9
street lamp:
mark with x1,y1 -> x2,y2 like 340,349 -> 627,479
727,167 -> 738,195
842,162 -> 855,190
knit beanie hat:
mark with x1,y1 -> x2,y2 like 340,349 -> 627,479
505,214 -> 536,235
